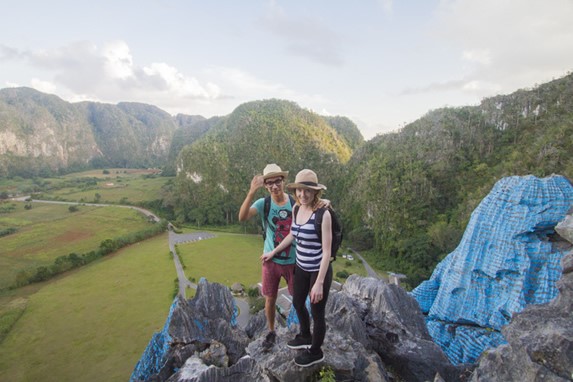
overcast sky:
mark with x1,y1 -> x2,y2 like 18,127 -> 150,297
1,0 -> 572,139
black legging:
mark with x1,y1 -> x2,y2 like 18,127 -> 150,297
292,264 -> 333,353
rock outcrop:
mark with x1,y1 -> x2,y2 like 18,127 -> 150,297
131,175 -> 573,382
131,276 -> 473,382
470,239 -> 573,381
412,175 -> 573,364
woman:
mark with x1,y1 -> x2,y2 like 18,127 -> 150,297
261,169 -> 333,368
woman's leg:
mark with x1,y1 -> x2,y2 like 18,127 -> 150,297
292,265 -> 312,337
309,264 -> 333,352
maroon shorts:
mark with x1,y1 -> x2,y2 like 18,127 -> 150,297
262,261 -> 295,298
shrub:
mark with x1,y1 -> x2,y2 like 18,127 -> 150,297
336,270 -> 350,279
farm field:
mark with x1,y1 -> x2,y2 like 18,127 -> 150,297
177,230 -> 367,289
0,202 -> 155,290
38,169 -> 173,205
0,168 -> 173,205
0,233 -> 174,382
178,232 -> 264,289
0,170 -> 371,381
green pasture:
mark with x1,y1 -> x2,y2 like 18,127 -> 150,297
0,168 -> 172,204
0,202 -> 154,290
178,233 -> 263,288
40,174 -> 173,205
0,233 -> 174,382
177,231 -> 367,288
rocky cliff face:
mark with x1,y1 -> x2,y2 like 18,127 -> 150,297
130,176 -> 573,382
130,276 -> 473,382
470,216 -> 573,381
0,87 -> 180,176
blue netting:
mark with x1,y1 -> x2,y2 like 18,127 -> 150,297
286,296 -> 311,328
412,175 -> 573,364
130,298 -> 179,382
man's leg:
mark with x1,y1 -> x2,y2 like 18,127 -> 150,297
265,295 -> 278,332
261,261 -> 281,350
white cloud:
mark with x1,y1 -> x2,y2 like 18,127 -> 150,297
30,78 -> 57,94
462,49 -> 491,66
434,0 -> 573,94
261,1 -> 344,66
3,40 -> 223,110
377,0 -> 393,14
102,41 -> 134,80
143,62 -> 220,99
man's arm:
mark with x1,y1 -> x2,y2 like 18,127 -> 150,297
238,175 -> 264,221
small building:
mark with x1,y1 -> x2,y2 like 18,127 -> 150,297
231,282 -> 244,295
388,272 -> 407,287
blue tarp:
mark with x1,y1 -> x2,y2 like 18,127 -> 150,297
412,175 -> 573,364
130,298 -> 178,382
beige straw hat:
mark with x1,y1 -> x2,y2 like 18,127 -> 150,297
262,163 -> 289,180
287,169 -> 327,191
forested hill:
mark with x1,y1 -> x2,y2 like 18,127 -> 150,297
2,72 -> 572,287
167,99 -> 360,223
337,72 -> 573,286
0,87 -> 209,177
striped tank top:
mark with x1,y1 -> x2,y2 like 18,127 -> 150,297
291,211 -> 323,272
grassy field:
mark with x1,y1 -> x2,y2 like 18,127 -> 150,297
177,231 -> 368,289
0,234 -> 175,382
0,171 -> 372,382
178,232 -> 264,289
38,169 -> 173,205
0,168 -> 173,205
0,202 -> 155,290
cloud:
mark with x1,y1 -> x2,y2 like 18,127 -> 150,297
377,0 -> 393,14
30,78 -> 58,94
0,44 -> 20,60
433,0 -> 573,93
3,40 -> 222,107
260,1 -> 345,66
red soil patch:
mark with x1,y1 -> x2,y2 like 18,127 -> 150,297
53,230 -> 93,244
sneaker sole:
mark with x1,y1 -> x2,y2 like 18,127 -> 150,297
295,355 -> 324,367
287,343 -> 311,350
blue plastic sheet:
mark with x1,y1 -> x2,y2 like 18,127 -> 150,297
412,175 -> 573,364
130,298 -> 178,382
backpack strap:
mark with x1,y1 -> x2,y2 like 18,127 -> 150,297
262,196 -> 271,240
314,207 -> 326,241
263,194 -> 296,241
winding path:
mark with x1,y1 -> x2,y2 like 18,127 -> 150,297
12,197 -> 381,327
11,197 -> 252,327
348,247 -> 383,279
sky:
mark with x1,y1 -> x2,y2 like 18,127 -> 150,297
1,0 -> 572,140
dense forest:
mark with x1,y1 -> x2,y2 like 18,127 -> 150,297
337,73 -> 573,285
164,74 -> 573,287
1,72 -> 572,287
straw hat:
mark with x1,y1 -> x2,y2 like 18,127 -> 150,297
262,163 -> 289,180
287,169 -> 327,191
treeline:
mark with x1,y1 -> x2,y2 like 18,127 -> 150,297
338,73 -> 573,287
10,220 -> 168,289
166,73 -> 573,288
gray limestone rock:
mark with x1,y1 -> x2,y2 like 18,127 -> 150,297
470,249 -> 573,382
135,276 -> 472,382
556,214 -> 573,244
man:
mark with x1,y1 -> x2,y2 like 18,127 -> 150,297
238,163 -> 296,351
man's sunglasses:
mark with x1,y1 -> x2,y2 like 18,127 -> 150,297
264,178 -> 283,187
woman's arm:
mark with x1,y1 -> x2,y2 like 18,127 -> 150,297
261,232 -> 294,262
310,210 -> 332,303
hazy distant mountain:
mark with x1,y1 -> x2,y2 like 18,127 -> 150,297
0,88 -> 182,176
0,89 -> 364,179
